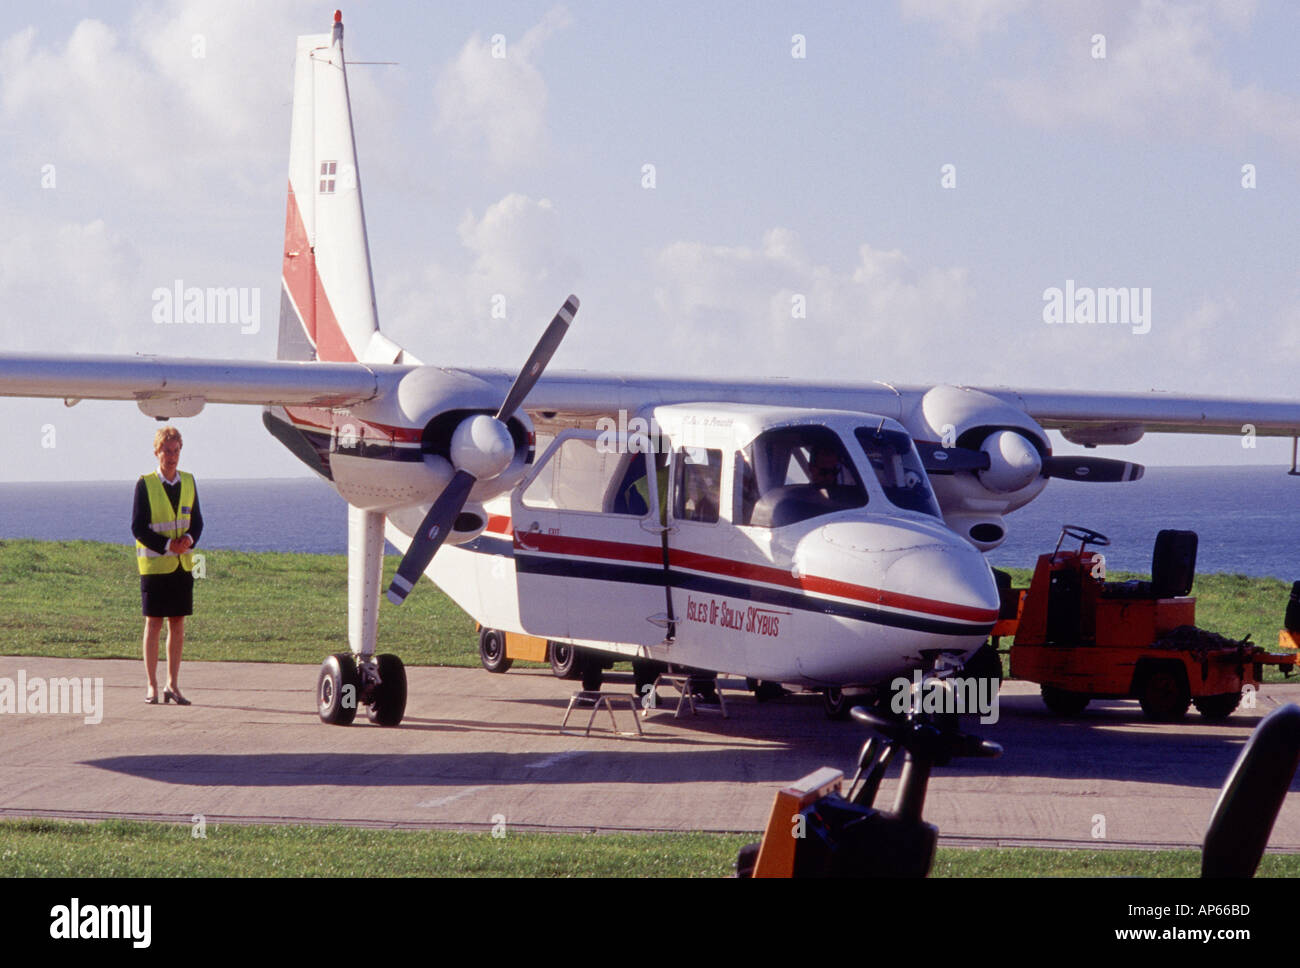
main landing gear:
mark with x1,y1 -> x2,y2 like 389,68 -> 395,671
318,652 -> 407,727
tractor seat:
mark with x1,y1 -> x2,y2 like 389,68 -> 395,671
1100,529 -> 1198,600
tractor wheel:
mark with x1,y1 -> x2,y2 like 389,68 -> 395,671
478,627 -> 512,674
1193,692 -> 1241,722
1041,685 -> 1090,716
1139,668 -> 1191,722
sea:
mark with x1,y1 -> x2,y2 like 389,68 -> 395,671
0,468 -> 1296,581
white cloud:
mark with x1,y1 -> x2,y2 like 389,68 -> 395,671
381,193 -> 580,366
0,217 -> 143,353
432,6 -> 570,168
900,0 -> 1031,47
0,2 -> 316,192
993,0 -> 1300,152
649,229 -> 974,382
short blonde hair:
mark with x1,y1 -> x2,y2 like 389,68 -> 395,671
153,425 -> 183,454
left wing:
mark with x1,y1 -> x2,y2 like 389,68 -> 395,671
0,352 -> 392,416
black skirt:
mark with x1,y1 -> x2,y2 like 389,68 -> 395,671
141,568 -> 194,617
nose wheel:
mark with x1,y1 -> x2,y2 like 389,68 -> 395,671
317,653 -> 407,727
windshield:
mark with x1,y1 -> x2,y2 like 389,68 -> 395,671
853,427 -> 941,517
737,425 -> 867,528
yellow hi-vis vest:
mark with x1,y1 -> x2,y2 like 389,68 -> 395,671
136,472 -> 195,575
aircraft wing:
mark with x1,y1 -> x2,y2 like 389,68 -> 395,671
516,371 -> 1300,442
973,387 -> 1300,438
0,353 -> 386,410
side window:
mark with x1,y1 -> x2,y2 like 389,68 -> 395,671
739,426 -> 867,528
522,436 -> 650,514
673,447 -> 722,524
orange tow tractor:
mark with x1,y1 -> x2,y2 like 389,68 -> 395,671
1001,525 -> 1296,722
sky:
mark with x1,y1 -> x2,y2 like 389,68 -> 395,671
2,0 -> 1298,482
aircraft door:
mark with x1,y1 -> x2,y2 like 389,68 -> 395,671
510,430 -> 670,646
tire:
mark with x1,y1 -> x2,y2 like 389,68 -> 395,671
1041,684 -> 1090,716
548,641 -> 582,680
1193,692 -> 1241,722
1139,668 -> 1190,722
961,642 -> 1004,686
747,678 -> 786,702
366,653 -> 407,727
318,653 -> 360,726
823,687 -> 853,720
734,841 -> 761,878
581,663 -> 603,691
478,628 -> 512,674
633,659 -> 662,708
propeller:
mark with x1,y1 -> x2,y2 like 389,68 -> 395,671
918,431 -> 1144,487
386,295 -> 579,605
1041,455 -> 1144,483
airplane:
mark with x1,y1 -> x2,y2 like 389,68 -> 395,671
3,11 -> 1300,726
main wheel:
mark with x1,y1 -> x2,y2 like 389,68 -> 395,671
318,653 -> 360,725
747,678 -> 787,702
1041,684 -> 1090,716
549,641 -> 582,680
823,687 -> 853,720
1139,668 -> 1190,722
366,653 -> 407,727
1192,692 -> 1241,722
478,628 -> 512,674
581,663 -> 603,691
633,659 -> 663,708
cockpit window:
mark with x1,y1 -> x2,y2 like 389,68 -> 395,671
853,427 -> 941,517
737,426 -> 867,528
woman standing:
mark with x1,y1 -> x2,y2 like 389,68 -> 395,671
132,426 -> 203,705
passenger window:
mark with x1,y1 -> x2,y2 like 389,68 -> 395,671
523,436 -> 651,514
673,447 -> 722,524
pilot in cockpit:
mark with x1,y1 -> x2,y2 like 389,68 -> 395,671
809,445 -> 845,488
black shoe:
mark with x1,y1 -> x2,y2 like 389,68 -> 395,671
163,688 -> 191,706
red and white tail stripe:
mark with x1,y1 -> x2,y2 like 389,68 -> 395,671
279,12 -> 405,366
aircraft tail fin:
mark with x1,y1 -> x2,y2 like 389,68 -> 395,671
278,12 -> 406,365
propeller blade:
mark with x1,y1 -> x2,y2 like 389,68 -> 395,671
915,441 -> 991,473
1042,456 -> 1144,483
495,294 -> 578,422
386,469 -> 477,605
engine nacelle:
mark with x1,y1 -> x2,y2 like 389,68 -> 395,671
329,367 -> 533,512
902,385 -> 1052,551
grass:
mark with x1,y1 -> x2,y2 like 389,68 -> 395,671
0,539 -> 481,666
3,818 -> 1298,878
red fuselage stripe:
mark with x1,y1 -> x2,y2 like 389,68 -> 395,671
504,528 -> 996,624
281,405 -> 425,444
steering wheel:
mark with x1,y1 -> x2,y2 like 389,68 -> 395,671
1061,524 -> 1110,548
